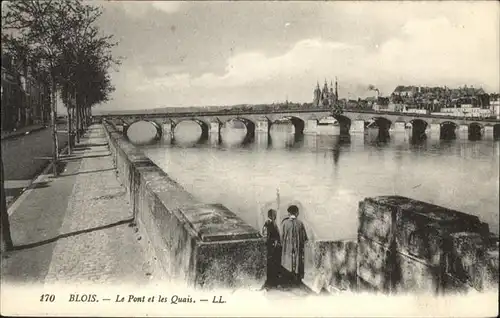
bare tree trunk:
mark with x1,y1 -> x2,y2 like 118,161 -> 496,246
86,105 -> 91,127
88,106 -> 92,126
82,98 -> 87,130
1,155 -> 14,253
40,94 -> 45,124
67,101 -> 73,155
72,105 -> 76,145
84,96 -> 89,128
84,106 -> 88,127
78,106 -> 82,134
50,78 -> 59,177
80,104 -> 85,131
75,92 -> 80,144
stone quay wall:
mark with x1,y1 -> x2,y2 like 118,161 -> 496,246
103,121 -> 266,289
304,239 -> 358,293
357,195 -> 499,294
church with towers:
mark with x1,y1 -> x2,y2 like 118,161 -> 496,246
313,79 -> 338,107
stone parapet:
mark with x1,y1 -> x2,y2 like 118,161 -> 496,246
102,121 -> 266,289
357,195 -> 498,294
304,239 -> 358,293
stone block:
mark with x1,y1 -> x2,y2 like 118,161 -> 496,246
356,235 -> 393,292
442,273 -> 475,294
484,248 -> 499,290
255,119 -> 269,133
181,203 -> 261,242
209,121 -> 220,134
304,119 -> 318,135
358,198 -> 397,247
303,240 -> 357,293
196,238 -> 266,289
392,121 -> 406,133
392,251 -> 442,294
446,232 -> 499,292
483,125 -> 494,140
349,120 -> 365,134
357,235 -> 443,294
359,196 -> 486,267
428,123 -> 441,135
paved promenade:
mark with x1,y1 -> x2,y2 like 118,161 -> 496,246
1,124 -> 154,286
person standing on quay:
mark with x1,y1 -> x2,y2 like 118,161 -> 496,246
281,205 -> 308,285
261,209 -> 282,288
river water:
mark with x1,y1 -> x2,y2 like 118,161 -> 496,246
138,123 -> 499,240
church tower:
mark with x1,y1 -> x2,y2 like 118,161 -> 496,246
313,82 -> 321,107
322,80 -> 330,106
329,80 -> 335,106
335,77 -> 339,102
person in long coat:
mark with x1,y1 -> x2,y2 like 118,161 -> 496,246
261,209 -> 281,288
281,205 -> 308,284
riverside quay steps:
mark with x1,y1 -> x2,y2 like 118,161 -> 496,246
102,120 -> 498,294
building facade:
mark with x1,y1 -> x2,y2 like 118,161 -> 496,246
1,53 -> 50,132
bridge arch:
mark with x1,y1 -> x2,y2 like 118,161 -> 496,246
221,117 -> 256,145
440,121 -> 457,140
365,117 -> 392,141
468,122 -> 483,140
494,124 -> 500,140
172,118 -> 209,145
269,116 -> 305,135
372,117 -> 392,130
333,115 -> 351,135
125,120 -> 163,145
288,116 -> 305,135
409,119 -> 428,138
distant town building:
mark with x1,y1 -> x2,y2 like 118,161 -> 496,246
491,94 -> 500,119
389,84 -> 493,114
372,96 -> 390,111
392,85 -> 419,98
313,79 -> 338,107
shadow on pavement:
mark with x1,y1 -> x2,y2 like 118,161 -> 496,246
92,191 -> 126,201
74,142 -> 109,148
11,218 -> 134,251
60,153 -> 111,161
59,167 -> 116,178
262,266 -> 314,294
5,181 -> 53,207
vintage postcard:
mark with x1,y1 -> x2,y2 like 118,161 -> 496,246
1,0 -> 499,317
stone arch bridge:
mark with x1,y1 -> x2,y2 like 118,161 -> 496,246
95,109 -> 500,143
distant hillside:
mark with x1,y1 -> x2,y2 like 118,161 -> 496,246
93,105 -> 236,115
93,101 -> 311,115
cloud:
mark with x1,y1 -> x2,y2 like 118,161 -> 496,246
370,16 -> 499,91
119,0 -> 184,18
138,39 -> 362,91
151,1 -> 184,14
101,5 -> 499,110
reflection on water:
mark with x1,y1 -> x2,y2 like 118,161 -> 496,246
221,127 -> 247,147
126,121 -> 158,145
141,126 -> 500,241
174,121 -> 203,146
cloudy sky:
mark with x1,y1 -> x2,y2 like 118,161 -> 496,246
96,1 -> 499,111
